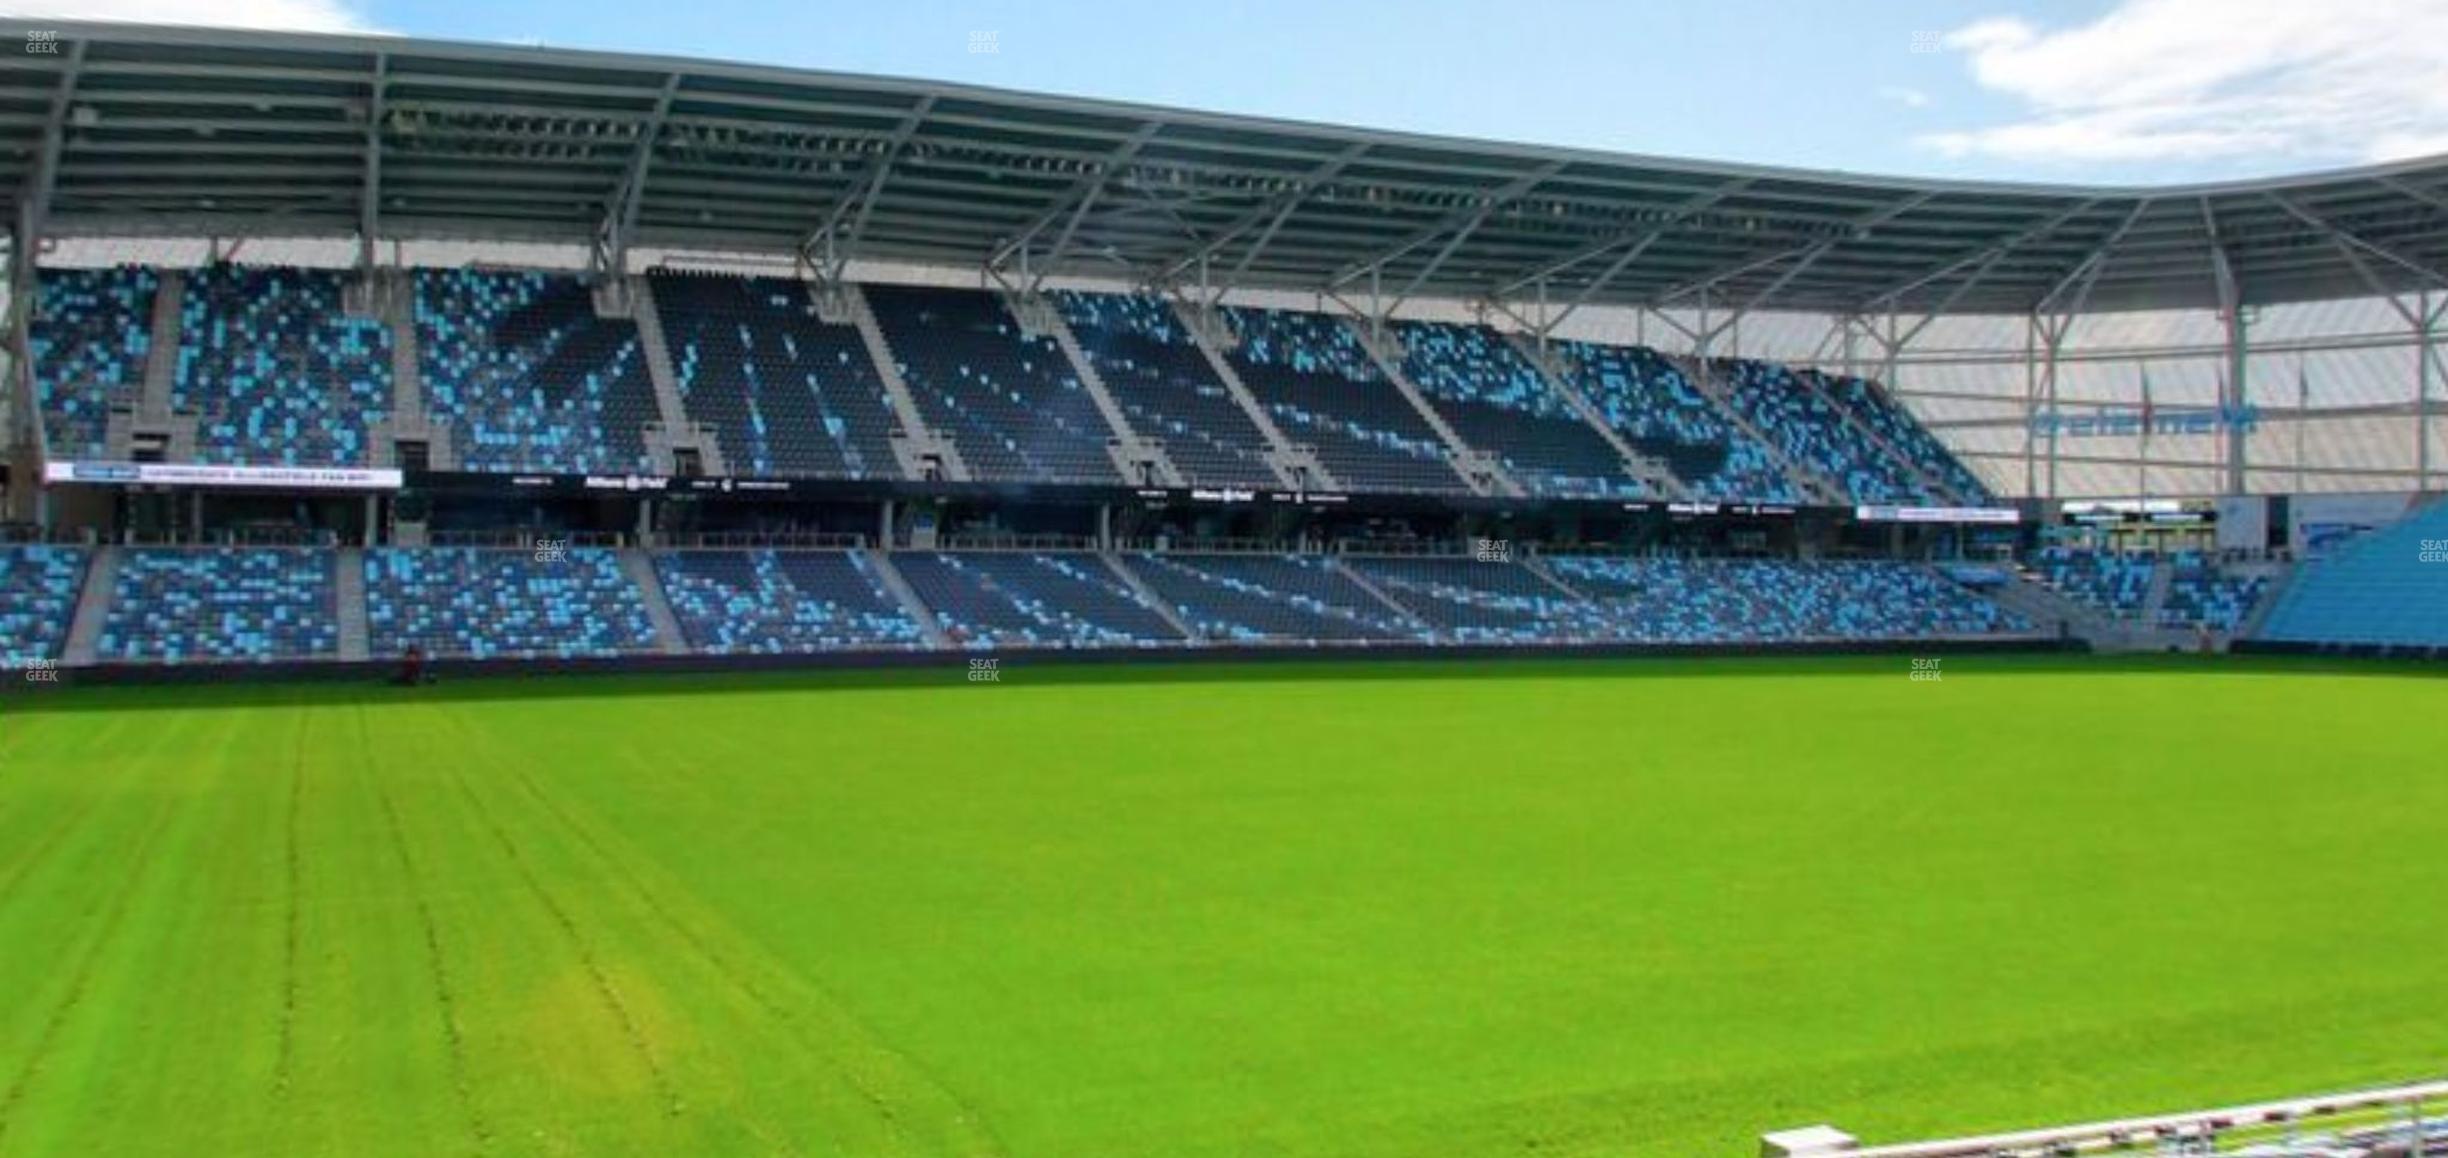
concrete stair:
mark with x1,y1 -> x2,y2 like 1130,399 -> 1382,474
1676,353 -> 1846,506
1503,333 -> 1689,500
619,549 -> 689,655
1347,321 -> 1518,497
1102,552 -> 1200,643
2140,560 -> 2176,628
2235,560 -> 2296,641
333,547 -> 370,661
62,545 -> 118,666
1994,569 -> 2188,652
1010,291 -> 1187,488
1794,370 -> 1962,505
865,549 -> 952,648
841,283 -> 973,482
371,269 -> 453,470
628,276 -> 727,476
1520,553 -> 1590,602
139,269 -> 184,424
1330,556 -> 1432,635
1165,297 -> 1329,491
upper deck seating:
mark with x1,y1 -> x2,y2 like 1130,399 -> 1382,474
651,272 -> 904,479
1394,321 -> 1647,498
864,285 -> 1119,485
1552,341 -> 1799,502
32,265 -> 158,461
1223,307 -> 1469,494
415,268 -> 658,474
1054,291 -> 1282,488
175,265 -> 391,466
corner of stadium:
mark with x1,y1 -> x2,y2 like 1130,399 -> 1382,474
0,17 -> 2441,1158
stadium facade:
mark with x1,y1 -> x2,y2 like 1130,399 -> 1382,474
1,21 -> 2444,675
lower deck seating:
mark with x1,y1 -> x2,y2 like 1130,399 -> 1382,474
1121,554 -> 1419,642
654,550 -> 925,653
1341,556 -> 1610,643
890,553 -> 1179,648
1547,556 -> 2028,642
99,548 -> 338,662
0,546 -> 90,667
2157,553 -> 2265,631
365,547 -> 658,659
2035,547 -> 2156,617
2257,500 -> 2448,647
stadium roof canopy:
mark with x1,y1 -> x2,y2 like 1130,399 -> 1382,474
5,20 -> 2448,317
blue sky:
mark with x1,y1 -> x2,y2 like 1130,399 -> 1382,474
21,0 -> 2448,185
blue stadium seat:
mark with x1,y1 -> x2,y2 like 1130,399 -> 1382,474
365,547 -> 658,658
99,548 -> 339,663
177,265 -> 391,466
1342,555 -> 1614,643
415,268 -> 658,474
32,265 -> 157,461
1552,341 -> 1800,502
651,272 -> 904,479
1223,307 -> 1469,494
890,552 -> 1179,648
1054,291 -> 1282,488
864,285 -> 1119,485
2257,501 -> 2448,647
1122,553 -> 1421,643
1717,359 -> 1926,503
1393,321 -> 1648,499
2033,547 -> 2156,617
2157,551 -> 2265,630
1547,556 -> 2029,642
1808,369 -> 1990,502
654,549 -> 927,653
0,546 -> 90,668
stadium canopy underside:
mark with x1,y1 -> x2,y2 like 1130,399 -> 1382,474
0,20 -> 2442,499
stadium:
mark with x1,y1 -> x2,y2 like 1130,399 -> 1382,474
0,13 -> 2443,1157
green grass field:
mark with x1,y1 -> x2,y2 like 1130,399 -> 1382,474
0,655 -> 2442,1157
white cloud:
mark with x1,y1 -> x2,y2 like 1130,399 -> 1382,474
0,0 -> 380,34
1917,0 -> 2448,166
1877,85 -> 1932,109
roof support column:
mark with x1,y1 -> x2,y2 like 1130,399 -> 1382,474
2022,312 -> 2040,500
10,37 -> 82,474
357,53 -> 388,276
2221,302 -> 2250,496
2421,292 -> 2441,492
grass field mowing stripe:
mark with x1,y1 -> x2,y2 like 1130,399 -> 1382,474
479,708 -> 1013,1158
475,695 -> 1024,1157
356,703 -> 493,1155
274,707 -> 308,1099
0,789 -> 178,1150
443,747 -> 689,1121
